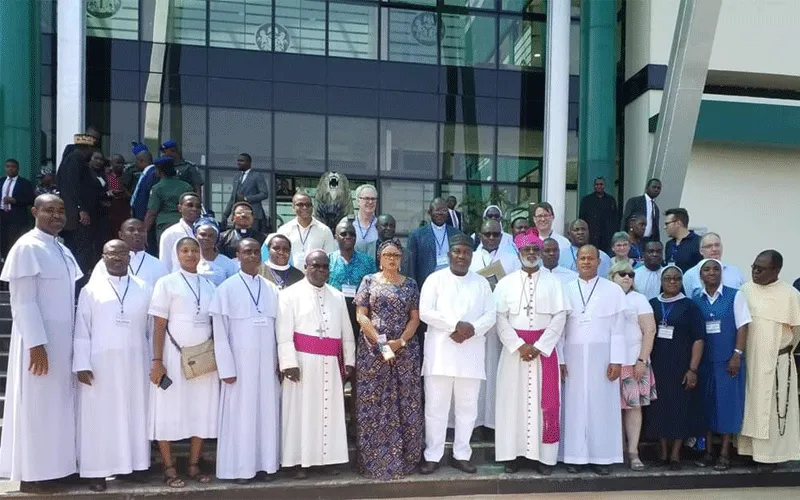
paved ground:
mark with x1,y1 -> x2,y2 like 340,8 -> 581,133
383,489 -> 800,500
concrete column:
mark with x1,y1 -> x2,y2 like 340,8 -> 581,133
56,0 -> 86,166
577,0 -> 617,209
542,0 -> 571,233
0,0 -> 41,179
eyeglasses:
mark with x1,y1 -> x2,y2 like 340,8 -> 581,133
701,243 -> 721,249
294,202 -> 312,208
358,196 -> 377,202
485,214 -> 501,220
616,272 -> 635,278
663,276 -> 682,282
663,220 -> 679,228
481,231 -> 501,238
381,253 -> 402,259
533,214 -> 552,220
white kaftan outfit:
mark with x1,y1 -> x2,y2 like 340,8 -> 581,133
91,250 -> 168,288
468,245 -> 520,429
561,276 -> 627,465
158,219 -> 195,273
277,279 -> 356,468
73,275 -> 151,478
419,269 -> 496,462
270,217 -> 336,272
211,272 -> 281,479
634,266 -> 663,300
148,271 -> 219,440
0,228 -> 82,481
494,270 -> 570,465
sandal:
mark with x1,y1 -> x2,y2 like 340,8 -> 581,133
713,456 -> 731,471
163,466 -> 186,488
188,463 -> 212,484
629,456 -> 646,471
694,453 -> 714,468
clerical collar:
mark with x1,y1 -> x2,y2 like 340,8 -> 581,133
108,274 -> 129,282
236,228 -> 249,235
32,227 -> 59,242
267,260 -> 290,271
307,279 -> 325,290
431,223 -> 445,231
239,270 -> 259,280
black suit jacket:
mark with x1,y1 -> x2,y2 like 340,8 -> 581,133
445,209 -> 463,230
223,169 -> 269,221
57,151 -> 97,231
406,224 -> 462,289
621,195 -> 660,241
0,176 -> 35,224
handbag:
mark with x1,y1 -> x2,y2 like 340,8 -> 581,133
166,324 -> 217,380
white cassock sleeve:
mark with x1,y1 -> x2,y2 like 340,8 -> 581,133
276,293 -> 299,371
419,275 -> 458,335
471,279 -> 497,338
610,310 -> 626,365
72,288 -> 93,372
338,294 -> 356,367
494,281 -> 524,354
210,288 -> 237,379
9,276 -> 49,349
533,310 -> 566,357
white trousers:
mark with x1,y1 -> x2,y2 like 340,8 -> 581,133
424,375 -> 481,462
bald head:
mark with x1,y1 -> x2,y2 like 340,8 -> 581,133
305,250 -> 330,287
479,219 -> 502,252
34,193 -> 62,209
102,239 -> 131,276
32,194 -> 66,236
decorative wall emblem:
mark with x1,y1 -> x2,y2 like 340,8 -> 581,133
255,22 -> 291,52
410,12 -> 442,46
86,0 -> 121,19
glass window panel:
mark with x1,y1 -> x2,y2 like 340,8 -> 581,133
142,104 -> 208,165
210,0 -> 273,51
440,123 -> 494,182
380,119 -> 438,179
441,13 -> 496,68
497,126 -> 542,183
380,7 -> 438,65
142,0 -> 207,45
499,17 -> 544,70
383,0 -> 436,6
328,116 -> 378,174
570,21 -> 580,75
501,0 -> 545,13
87,0 -> 139,40
41,97 -> 55,169
208,108 -> 272,167
444,0 -> 495,8
274,113 -> 325,172
328,2 -> 378,60
42,0 -> 56,34
380,180 -> 435,236
275,175 -> 318,226
208,169 -> 239,223
566,130 -> 578,185
108,101 -> 141,160
274,0 -> 326,55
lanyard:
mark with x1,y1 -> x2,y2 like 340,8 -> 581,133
238,273 -> 262,313
296,223 -> 312,250
630,243 -> 642,260
181,273 -> 202,314
434,227 -> 447,255
269,267 -> 289,289
355,217 -> 375,241
570,246 -> 578,271
660,301 -> 676,325
129,253 -> 145,276
577,277 -> 600,313
108,276 -> 131,314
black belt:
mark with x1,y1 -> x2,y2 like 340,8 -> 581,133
778,345 -> 794,356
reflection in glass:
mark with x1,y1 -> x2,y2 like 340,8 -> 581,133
108,101 -> 141,159
441,13 -> 496,68
328,116 -> 378,173
496,126 -> 542,183
443,0 -> 494,7
273,113 -> 325,172
381,180 -> 435,236
329,2 -> 379,59
274,0 -> 326,55
208,108 -> 272,167
41,97 -> 55,168
208,169 -> 240,223
380,120 -> 438,178
275,175 -> 318,226
384,0 -> 436,6
499,17 -> 545,70
142,104 -> 207,165
209,0 -> 273,51
87,0 -> 139,40
501,0 -> 545,13
380,8 -> 437,65
141,0 -> 207,45
440,123 -> 494,182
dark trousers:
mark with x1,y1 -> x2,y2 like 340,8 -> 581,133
61,224 -> 95,292
0,215 -> 30,264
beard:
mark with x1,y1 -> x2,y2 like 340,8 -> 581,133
520,256 -> 541,268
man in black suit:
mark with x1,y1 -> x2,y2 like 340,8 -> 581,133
445,195 -> 463,231
579,176 -> 618,253
223,153 -> 270,233
0,159 -> 35,264
621,178 -> 662,242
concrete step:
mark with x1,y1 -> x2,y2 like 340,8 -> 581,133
0,333 -> 9,353
0,319 -> 9,336
0,304 -> 9,317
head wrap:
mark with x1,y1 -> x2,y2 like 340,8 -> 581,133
377,238 -> 403,257
514,231 -> 544,250
657,264 -> 686,303
448,233 -> 474,249
264,233 -> 292,270
483,205 -> 503,219
160,139 -> 178,151
74,134 -> 99,147
697,258 -> 724,286
38,166 -> 54,178
131,141 -> 148,156
192,216 -> 220,240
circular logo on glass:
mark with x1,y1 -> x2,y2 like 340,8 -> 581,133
255,23 -> 291,52
410,12 -> 442,46
86,0 -> 122,19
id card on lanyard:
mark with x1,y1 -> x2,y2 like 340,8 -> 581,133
658,301 -> 675,339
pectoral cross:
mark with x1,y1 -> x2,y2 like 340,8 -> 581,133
316,325 -> 327,338
523,303 -> 534,315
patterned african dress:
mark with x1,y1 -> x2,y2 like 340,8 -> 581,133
354,274 -> 423,479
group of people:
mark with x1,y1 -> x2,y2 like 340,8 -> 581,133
1,135 -> 799,495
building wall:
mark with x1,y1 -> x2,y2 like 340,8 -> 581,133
682,141 -> 800,281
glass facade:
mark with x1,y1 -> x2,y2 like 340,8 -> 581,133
39,0 -> 587,236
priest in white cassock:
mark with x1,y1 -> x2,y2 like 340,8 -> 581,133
211,238 -> 281,483
91,218 -> 168,287
561,244 -> 627,475
277,250 -> 355,479
158,192 -> 201,273
0,194 -> 81,495
494,232 -> 570,475
73,240 -> 151,492
419,234 -> 496,475
468,219 -> 520,431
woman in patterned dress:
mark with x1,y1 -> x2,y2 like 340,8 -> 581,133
354,240 -> 423,479
609,261 -> 657,471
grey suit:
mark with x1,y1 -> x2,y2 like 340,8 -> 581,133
223,169 -> 270,229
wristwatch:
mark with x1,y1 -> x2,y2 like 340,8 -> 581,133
400,338 -> 407,348
733,349 -> 743,356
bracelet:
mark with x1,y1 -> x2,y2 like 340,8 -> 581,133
400,338 -> 407,348
152,358 -> 162,362
637,358 -> 646,364
733,349 -> 744,355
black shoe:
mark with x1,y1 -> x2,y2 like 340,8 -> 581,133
592,465 -> 611,476
234,478 -> 252,485
566,464 -> 583,474
260,472 -> 277,482
419,461 -> 440,475
504,460 -> 520,474
538,463 -> 554,476
669,460 -> 682,471
88,478 -> 107,492
451,459 -> 477,474
294,467 -> 309,480
694,453 -> 714,468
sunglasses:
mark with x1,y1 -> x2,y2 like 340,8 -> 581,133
616,272 -> 635,278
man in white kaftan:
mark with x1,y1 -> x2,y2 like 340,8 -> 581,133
541,237 -> 578,285
0,195 -> 81,493
211,238 -> 282,481
277,250 -> 355,477
494,232 -> 570,473
91,218 -> 167,287
561,244 -> 627,474
158,193 -> 201,272
419,234 -> 496,474
73,240 -> 151,491
468,219 -> 520,430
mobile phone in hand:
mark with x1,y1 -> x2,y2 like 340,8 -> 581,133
159,374 -> 173,390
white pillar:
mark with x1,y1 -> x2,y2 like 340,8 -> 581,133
56,0 -> 86,167
542,0 -> 571,234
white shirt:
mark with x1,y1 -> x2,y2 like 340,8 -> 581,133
448,209 -> 460,229
158,219 -> 195,273
683,261 -> 745,300
622,291 -> 654,365
91,250 -> 168,289
700,285 -> 753,330
542,265 -> 578,284
239,169 -> 250,184
271,217 -> 336,272
644,194 -> 655,238
1,176 -> 17,210
634,266 -> 663,300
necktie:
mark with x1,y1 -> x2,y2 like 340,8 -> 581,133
650,199 -> 657,234
2,179 -> 11,212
